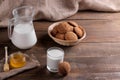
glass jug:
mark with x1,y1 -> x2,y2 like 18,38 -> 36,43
8,6 -> 37,49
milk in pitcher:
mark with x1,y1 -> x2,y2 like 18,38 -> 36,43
11,23 -> 37,49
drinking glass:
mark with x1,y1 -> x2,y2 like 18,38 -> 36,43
47,47 -> 64,72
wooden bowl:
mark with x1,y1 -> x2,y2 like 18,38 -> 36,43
48,22 -> 86,46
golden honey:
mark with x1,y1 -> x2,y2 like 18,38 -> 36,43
9,52 -> 26,69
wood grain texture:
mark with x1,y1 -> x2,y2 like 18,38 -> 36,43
0,12 -> 120,80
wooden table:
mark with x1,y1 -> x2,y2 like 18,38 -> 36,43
1,11 -> 120,80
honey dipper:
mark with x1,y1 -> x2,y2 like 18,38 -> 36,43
3,46 -> 9,72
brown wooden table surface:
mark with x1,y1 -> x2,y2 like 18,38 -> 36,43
1,11 -> 120,80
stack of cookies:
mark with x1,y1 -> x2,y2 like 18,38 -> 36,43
51,21 -> 83,41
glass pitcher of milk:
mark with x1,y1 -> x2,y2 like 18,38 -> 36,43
8,6 -> 37,49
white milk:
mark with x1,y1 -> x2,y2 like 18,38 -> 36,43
47,47 -> 64,72
11,23 -> 37,49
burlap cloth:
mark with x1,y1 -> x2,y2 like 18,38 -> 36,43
0,0 -> 120,27
0,53 -> 40,80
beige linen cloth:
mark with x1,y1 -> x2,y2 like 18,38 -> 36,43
0,54 -> 40,80
0,0 -> 120,27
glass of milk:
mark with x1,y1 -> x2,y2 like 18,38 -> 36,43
47,47 -> 64,72
8,6 -> 37,49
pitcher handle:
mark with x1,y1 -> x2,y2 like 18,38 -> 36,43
8,19 -> 14,39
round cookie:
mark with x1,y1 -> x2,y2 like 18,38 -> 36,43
74,26 -> 83,38
67,21 -> 78,27
65,32 -> 78,40
58,61 -> 71,76
55,33 -> 65,40
51,26 -> 58,36
56,22 -> 73,34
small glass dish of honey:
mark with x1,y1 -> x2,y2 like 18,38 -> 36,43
9,52 -> 26,69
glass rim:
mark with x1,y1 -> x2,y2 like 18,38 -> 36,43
10,52 -> 26,61
47,47 -> 64,58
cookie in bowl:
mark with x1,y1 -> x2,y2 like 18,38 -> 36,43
48,21 -> 86,46
65,32 -> 78,41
